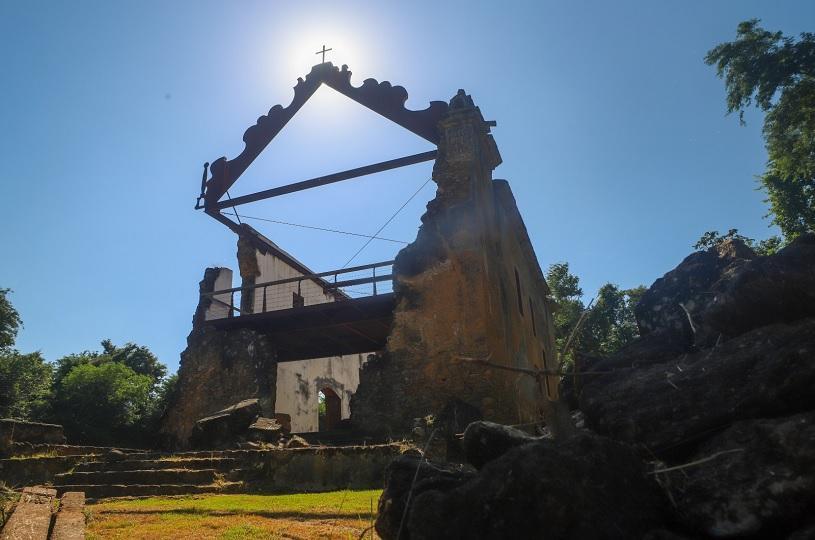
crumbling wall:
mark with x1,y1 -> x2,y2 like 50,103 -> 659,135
159,269 -> 278,449
275,354 -> 370,432
351,91 -> 557,437
237,226 -> 337,313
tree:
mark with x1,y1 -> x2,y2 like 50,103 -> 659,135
0,288 -> 52,420
545,263 -> 645,362
101,339 -> 167,386
51,339 -> 170,445
545,262 -> 585,361
0,350 -> 52,420
0,289 -> 22,349
581,284 -> 646,357
706,20 -> 815,238
54,340 -> 166,391
52,362 -> 154,445
694,228 -> 783,255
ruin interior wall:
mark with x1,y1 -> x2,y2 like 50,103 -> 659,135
160,238 -> 372,447
350,93 -> 558,436
275,354 -> 370,432
237,227 -> 337,313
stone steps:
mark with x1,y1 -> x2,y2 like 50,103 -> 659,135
54,468 -> 235,486
7,442 -> 145,457
51,481 -> 245,499
75,457 -> 240,472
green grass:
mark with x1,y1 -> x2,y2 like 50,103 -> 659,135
87,490 -> 383,539
95,490 -> 381,515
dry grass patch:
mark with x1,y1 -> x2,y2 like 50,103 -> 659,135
86,490 -> 382,539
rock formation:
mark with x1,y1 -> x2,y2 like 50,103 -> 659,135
377,233 -> 815,539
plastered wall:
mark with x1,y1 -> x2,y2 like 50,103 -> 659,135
275,354 -> 370,433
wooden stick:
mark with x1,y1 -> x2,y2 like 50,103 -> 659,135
649,448 -> 744,474
457,356 -> 615,377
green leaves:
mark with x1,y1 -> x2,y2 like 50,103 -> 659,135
0,289 -> 22,349
545,263 -> 645,362
706,20 -> 815,238
0,350 -> 53,420
693,228 -> 783,255
53,362 -> 154,445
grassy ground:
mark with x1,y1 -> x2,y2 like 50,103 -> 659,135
86,490 -> 383,540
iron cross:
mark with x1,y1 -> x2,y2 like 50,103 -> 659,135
315,45 -> 332,63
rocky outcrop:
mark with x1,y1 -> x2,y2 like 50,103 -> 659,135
579,318 -> 815,452
461,421 -> 540,469
665,412 -> 815,538
377,429 -> 668,540
568,232 -> 815,536
380,234 -> 815,539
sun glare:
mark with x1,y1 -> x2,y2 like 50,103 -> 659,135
270,21 -> 375,92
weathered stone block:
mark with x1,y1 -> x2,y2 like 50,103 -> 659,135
189,399 -> 262,449
0,486 -> 56,540
247,417 -> 283,443
0,419 -> 65,455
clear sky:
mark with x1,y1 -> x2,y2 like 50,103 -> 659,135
2,1 -> 812,374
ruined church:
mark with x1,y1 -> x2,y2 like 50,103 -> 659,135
160,62 -> 559,448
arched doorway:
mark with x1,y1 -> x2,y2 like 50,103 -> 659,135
318,387 -> 342,431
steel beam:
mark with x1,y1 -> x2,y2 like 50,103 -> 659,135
211,150 -> 437,210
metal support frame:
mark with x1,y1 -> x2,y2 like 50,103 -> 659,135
197,63 -> 447,234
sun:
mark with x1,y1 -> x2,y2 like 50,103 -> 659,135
267,19 -> 375,90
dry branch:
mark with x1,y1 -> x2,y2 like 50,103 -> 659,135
649,448 -> 744,474
457,355 -> 614,378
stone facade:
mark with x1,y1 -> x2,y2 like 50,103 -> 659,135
350,91 -> 558,436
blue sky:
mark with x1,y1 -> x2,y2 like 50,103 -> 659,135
2,1 -> 812,374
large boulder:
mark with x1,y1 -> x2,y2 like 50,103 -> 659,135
579,318 -> 815,453
382,432 -> 668,540
635,239 -> 755,346
634,234 -> 815,352
700,233 -> 815,341
376,454 -> 476,539
665,412 -> 815,538
461,421 -> 540,469
188,398 -> 262,449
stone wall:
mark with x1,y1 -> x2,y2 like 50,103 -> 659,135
350,91 -> 558,437
159,270 -> 278,449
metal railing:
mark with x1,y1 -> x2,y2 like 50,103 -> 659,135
202,260 -> 394,317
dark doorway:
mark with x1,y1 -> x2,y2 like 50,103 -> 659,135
318,387 -> 342,431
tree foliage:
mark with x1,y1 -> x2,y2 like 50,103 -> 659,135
50,339 -> 172,445
0,350 -> 52,420
545,263 -> 644,362
706,20 -> 815,238
52,362 -> 154,445
694,228 -> 783,255
0,288 -> 173,445
0,289 -> 22,349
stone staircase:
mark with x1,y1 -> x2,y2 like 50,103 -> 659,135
3,444 -> 403,500
52,452 -> 251,499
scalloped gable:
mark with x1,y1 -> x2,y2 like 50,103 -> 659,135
204,62 -> 449,206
